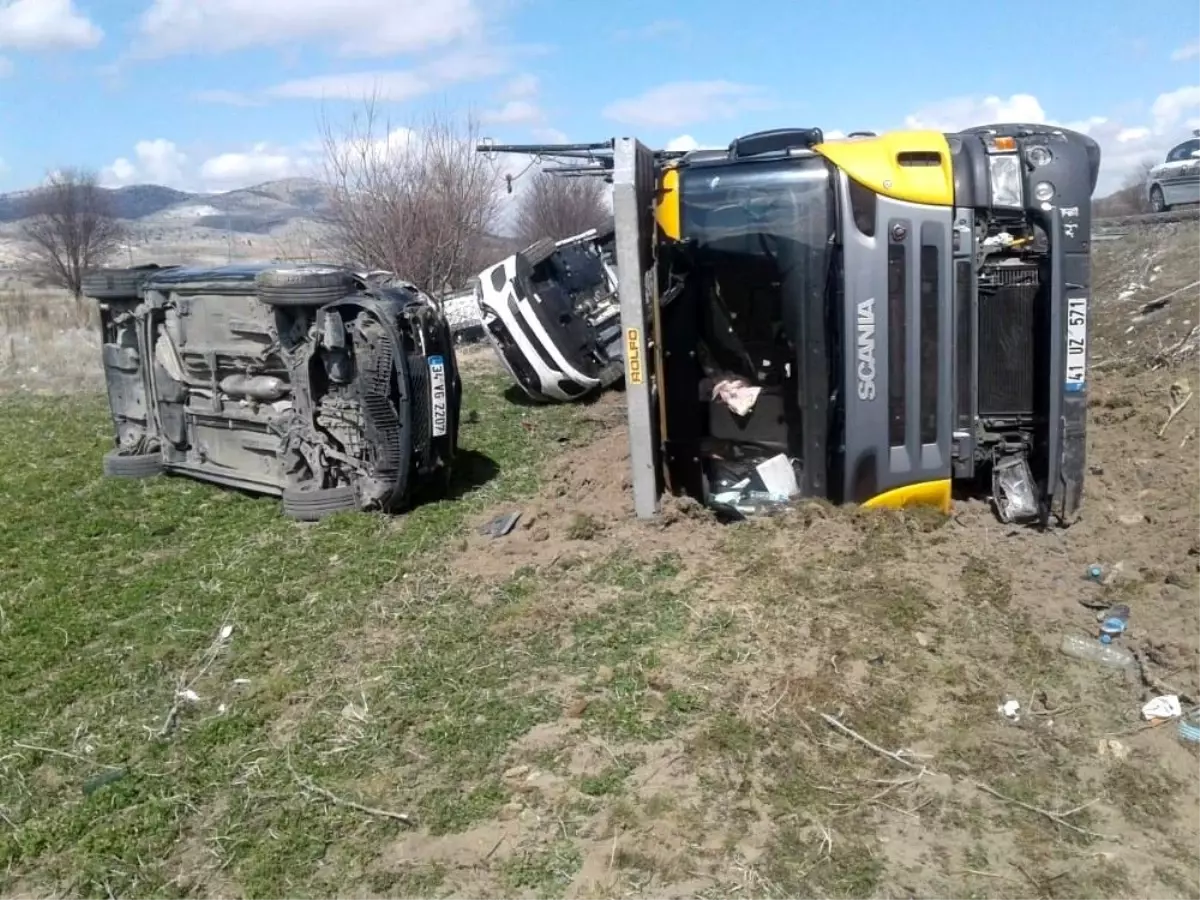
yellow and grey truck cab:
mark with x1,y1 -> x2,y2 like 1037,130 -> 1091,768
481,123 -> 1100,526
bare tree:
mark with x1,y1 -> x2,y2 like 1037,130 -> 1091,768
320,99 -> 502,295
18,168 -> 126,300
514,171 -> 611,246
1119,158 -> 1157,214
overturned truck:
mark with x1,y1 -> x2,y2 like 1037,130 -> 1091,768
481,124 -> 1100,526
85,263 -> 461,520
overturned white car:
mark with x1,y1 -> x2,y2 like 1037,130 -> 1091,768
473,225 -> 623,402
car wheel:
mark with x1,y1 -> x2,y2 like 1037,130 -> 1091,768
102,449 -> 164,478
281,483 -> 359,521
255,265 -> 359,307
1150,186 -> 1169,213
83,264 -> 174,300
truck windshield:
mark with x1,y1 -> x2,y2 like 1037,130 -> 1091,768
678,156 -> 834,383
673,155 -> 836,511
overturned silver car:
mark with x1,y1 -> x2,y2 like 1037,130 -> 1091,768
473,225 -> 622,402
84,262 -> 461,520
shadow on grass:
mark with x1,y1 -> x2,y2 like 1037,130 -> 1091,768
502,382 -> 619,408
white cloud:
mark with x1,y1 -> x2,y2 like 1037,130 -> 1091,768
482,100 -> 542,126
613,19 -> 686,41
266,71 -> 430,103
1171,39 -> 1200,61
199,144 -> 320,191
192,88 -> 261,107
137,0 -> 481,57
531,127 -> 568,143
502,74 -> 539,99
900,89 -> 1200,195
200,49 -> 510,107
480,73 -> 549,130
604,81 -> 773,129
102,139 -> 189,188
0,0 -> 102,50
903,93 -> 1049,131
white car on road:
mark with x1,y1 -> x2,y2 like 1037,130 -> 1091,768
1147,134 -> 1200,212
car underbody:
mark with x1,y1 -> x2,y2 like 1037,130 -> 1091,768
86,263 -> 461,520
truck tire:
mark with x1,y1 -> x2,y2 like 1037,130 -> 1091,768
518,238 -> 557,268
255,266 -> 358,308
83,265 -> 172,300
102,449 -> 164,478
281,483 -> 359,521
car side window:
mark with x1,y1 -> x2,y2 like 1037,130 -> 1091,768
1167,140 -> 1199,162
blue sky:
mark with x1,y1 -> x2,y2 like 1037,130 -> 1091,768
0,0 -> 1197,196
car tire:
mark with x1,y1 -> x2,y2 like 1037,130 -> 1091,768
255,266 -> 358,308
281,483 -> 359,521
1150,186 -> 1169,213
83,264 -> 173,300
102,449 -> 164,478
518,238 -> 558,268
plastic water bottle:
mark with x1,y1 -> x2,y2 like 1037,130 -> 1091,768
1060,634 -> 1136,670
1099,604 -> 1130,644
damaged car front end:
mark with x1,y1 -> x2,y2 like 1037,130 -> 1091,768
85,262 -> 461,520
473,226 -> 624,402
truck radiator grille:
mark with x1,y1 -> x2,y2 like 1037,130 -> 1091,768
977,262 -> 1040,417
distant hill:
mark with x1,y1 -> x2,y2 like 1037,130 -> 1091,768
1093,182 -> 1150,218
0,177 -> 335,234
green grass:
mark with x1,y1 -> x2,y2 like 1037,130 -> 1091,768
0,377 -> 600,898
1,371 -> 1197,900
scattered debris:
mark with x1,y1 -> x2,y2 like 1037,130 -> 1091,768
708,375 -> 762,416
1141,695 -> 1182,722
1097,739 -> 1130,761
1085,563 -> 1104,583
1179,710 -> 1200,744
82,768 -> 128,795
998,699 -> 1021,721
816,711 -> 1116,841
1157,379 -> 1193,438
1137,279 -> 1200,316
287,752 -> 414,826
1060,633 -> 1136,670
478,511 -> 521,538
1098,604 -> 1131,644
157,615 -> 236,739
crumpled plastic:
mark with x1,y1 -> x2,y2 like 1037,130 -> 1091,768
1141,694 -> 1182,722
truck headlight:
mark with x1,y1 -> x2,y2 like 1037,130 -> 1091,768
988,154 -> 1023,208
1026,145 -> 1052,167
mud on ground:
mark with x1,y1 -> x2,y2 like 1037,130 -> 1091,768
365,225 -> 1200,899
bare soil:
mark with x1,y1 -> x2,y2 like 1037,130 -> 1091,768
380,223 -> 1200,898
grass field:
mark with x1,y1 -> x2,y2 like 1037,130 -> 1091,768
1,226 -> 1198,899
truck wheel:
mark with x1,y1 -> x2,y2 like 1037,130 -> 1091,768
255,266 -> 358,308
517,238 -> 557,268
102,449 -> 164,478
83,265 -> 172,300
1150,186 -> 1169,213
281,483 -> 359,521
